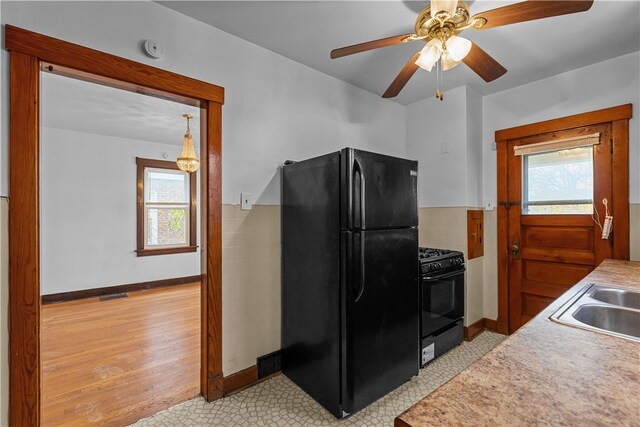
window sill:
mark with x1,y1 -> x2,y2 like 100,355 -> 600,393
136,246 -> 198,257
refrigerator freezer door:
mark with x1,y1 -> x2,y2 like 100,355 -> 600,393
341,148 -> 418,230
342,228 -> 419,414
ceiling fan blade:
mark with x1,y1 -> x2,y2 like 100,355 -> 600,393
462,43 -> 507,82
474,0 -> 594,30
382,52 -> 421,98
330,34 -> 416,59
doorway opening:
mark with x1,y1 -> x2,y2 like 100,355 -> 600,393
39,70 -> 203,425
7,25 -> 224,426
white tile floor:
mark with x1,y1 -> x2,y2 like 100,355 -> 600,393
132,331 -> 505,427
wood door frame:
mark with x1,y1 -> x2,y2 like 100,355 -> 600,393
6,25 -> 224,426
495,104 -> 632,335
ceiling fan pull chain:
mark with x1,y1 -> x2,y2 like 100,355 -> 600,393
435,58 -> 440,100
440,59 -> 444,101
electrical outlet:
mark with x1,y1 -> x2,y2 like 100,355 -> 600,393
241,193 -> 252,210
485,201 -> 495,211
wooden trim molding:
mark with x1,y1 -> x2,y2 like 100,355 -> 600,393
41,275 -> 202,304
463,318 -> 500,341
484,318 -> 498,332
222,365 -> 282,396
611,119 -> 630,260
136,246 -> 198,257
6,25 -> 225,424
495,104 -> 632,142
5,25 -> 224,105
9,51 -> 41,427
223,366 -> 259,395
464,318 -> 485,341
135,157 -> 198,257
201,100 -> 224,400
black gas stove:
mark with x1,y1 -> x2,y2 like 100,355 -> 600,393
418,247 -> 465,276
418,247 -> 465,367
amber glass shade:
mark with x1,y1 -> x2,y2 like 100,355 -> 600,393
177,132 -> 200,173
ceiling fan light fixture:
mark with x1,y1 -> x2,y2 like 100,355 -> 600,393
445,35 -> 472,62
441,52 -> 461,71
415,39 -> 442,71
430,0 -> 458,19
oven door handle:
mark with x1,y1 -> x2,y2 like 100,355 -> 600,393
422,268 -> 465,281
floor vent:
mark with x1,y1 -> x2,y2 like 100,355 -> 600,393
99,293 -> 128,302
257,350 -> 281,379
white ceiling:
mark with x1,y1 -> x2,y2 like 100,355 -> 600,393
159,0 -> 640,105
41,72 -> 201,145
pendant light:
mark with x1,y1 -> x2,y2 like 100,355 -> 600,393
177,113 -> 200,173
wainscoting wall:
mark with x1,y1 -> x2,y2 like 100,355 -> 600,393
221,204 -> 281,375
0,198 -> 8,425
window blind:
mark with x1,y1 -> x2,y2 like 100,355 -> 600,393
514,133 -> 600,156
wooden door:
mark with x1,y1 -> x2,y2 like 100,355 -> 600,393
505,124 -> 615,332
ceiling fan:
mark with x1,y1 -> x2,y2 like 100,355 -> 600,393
330,0 -> 594,100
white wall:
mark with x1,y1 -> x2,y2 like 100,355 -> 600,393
482,51 -> 640,319
40,126 -> 201,295
406,86 -> 468,207
465,87 -> 483,208
482,51 -> 640,208
0,1 -> 406,203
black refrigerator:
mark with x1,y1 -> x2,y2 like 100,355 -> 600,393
282,148 -> 419,418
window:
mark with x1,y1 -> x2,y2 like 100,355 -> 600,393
522,146 -> 594,215
136,158 -> 197,256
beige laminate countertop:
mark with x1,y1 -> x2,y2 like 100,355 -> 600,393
396,259 -> 640,426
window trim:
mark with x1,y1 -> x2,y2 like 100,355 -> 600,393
136,157 -> 197,256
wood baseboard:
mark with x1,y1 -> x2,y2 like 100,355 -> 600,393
223,365 -> 281,396
42,275 -> 202,304
464,317 -> 501,341
484,318 -> 498,332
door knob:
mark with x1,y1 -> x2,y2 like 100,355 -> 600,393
511,241 -> 520,260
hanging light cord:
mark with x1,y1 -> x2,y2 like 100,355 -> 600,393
435,57 -> 444,101
435,59 -> 440,100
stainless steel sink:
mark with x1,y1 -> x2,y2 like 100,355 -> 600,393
589,288 -> 640,310
550,284 -> 640,342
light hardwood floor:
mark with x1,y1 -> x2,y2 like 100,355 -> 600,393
41,283 -> 201,426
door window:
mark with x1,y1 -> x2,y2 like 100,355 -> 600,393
522,146 -> 594,215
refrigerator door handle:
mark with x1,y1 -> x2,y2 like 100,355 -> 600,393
351,158 -> 366,229
354,232 -> 365,303
353,158 -> 366,229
